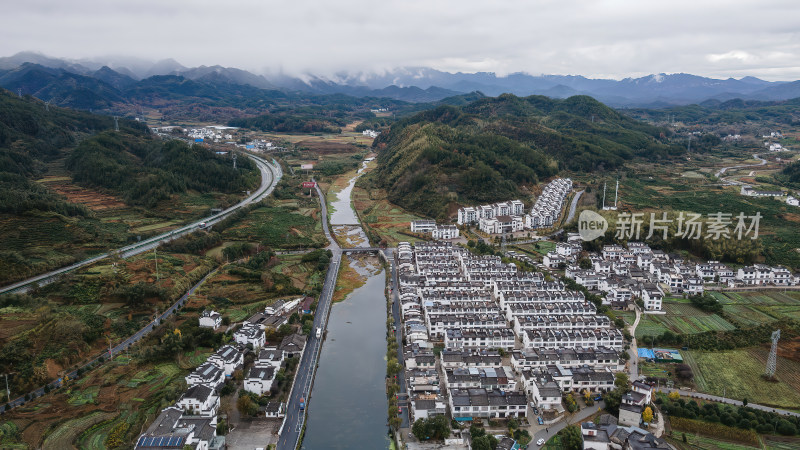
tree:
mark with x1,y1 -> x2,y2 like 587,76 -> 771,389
472,435 -> 498,450
412,419 -> 428,440
642,406 -> 653,423
216,419 -> 228,436
742,398 -> 748,407
237,395 -> 258,417
668,391 -> 680,401
614,372 -> 630,389
513,428 -> 532,446
565,393 -> 578,412
559,425 -> 583,450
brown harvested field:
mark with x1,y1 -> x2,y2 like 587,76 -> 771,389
295,139 -> 361,153
777,337 -> 800,362
0,319 -> 37,341
40,178 -> 127,210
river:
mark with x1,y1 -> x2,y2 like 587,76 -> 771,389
301,257 -> 390,449
329,159 -> 372,247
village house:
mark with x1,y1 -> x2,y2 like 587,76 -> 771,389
185,362 -> 225,392
199,310 -> 222,329
175,385 -> 220,418
233,323 -> 266,349
207,344 -> 244,377
244,366 -> 276,395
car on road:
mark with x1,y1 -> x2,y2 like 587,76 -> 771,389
537,438 -> 545,446
537,416 -> 544,425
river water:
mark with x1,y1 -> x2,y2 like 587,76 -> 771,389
329,159 -> 372,247
301,258 -> 390,449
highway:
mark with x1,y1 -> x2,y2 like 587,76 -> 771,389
715,153 -> 767,185
277,183 -> 342,450
0,268 -> 218,414
0,152 -> 282,295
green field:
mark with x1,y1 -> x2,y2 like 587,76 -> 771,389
221,204 -> 325,249
636,301 -> 736,339
683,348 -> 800,409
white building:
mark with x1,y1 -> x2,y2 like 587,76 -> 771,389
233,323 -> 266,349
244,366 -> 276,395
207,345 -> 244,376
185,362 -> 225,392
175,385 -> 219,418
199,310 -> 222,329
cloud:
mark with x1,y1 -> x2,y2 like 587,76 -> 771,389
0,0 -> 798,80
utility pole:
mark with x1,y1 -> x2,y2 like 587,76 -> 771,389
232,152 -> 237,169
2,373 -> 13,402
17,88 -> 21,98
154,248 -> 160,287
114,116 -> 119,132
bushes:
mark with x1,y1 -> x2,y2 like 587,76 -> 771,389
411,415 -> 450,441
689,293 -> 723,314
161,232 -> 222,255
660,393 -> 800,437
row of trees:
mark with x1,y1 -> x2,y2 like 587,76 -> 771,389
657,393 -> 800,436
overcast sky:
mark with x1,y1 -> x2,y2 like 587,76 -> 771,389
1,0 -> 799,80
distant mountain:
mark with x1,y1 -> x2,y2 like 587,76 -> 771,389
314,68 -> 789,106
0,63 -> 125,109
170,65 -> 275,89
750,80 -> 800,101
3,51 -> 800,108
92,66 -> 137,90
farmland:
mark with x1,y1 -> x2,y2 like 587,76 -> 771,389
683,348 -> 800,409
0,250 -> 214,397
636,300 -> 737,340
1,354 -> 189,448
709,291 -> 800,327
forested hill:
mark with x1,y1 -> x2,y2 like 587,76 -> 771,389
0,88 -> 257,216
371,94 -> 679,218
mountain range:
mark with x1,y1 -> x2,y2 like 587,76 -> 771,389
2,51 -> 800,107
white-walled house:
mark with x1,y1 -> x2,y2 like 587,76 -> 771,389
185,362 -> 225,392
175,385 -> 219,418
199,310 -> 222,329
207,344 -> 244,376
233,323 -> 265,349
244,366 -> 276,395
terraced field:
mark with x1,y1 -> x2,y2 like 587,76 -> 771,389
41,411 -> 116,449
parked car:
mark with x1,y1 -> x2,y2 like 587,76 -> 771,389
537,438 -> 545,446
537,416 -> 544,425
533,406 -> 540,415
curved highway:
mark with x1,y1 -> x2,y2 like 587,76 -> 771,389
0,152 -> 282,295
715,153 -> 767,186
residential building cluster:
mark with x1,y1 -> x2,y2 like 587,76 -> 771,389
410,220 -> 460,240
135,299 -> 310,450
524,177 -> 573,229
396,241 -> 625,424
559,241 -> 797,312
455,178 -> 572,235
